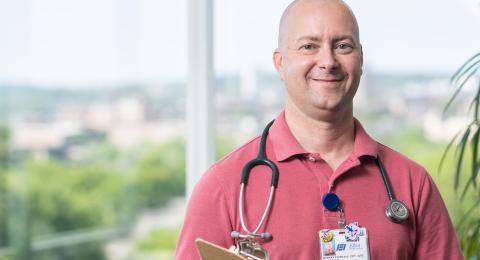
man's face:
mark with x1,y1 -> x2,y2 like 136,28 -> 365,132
274,1 -> 363,117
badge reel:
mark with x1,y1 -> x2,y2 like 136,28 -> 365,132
322,192 -> 345,227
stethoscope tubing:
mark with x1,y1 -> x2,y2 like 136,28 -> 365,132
236,119 -> 409,242
376,156 -> 395,201
239,184 -> 275,235
238,120 -> 278,236
241,120 -> 279,187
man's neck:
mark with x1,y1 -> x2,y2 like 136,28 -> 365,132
284,103 -> 355,171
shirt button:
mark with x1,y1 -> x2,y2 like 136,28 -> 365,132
308,156 -> 316,162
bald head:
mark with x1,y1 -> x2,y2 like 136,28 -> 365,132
278,0 -> 360,50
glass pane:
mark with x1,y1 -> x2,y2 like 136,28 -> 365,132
0,0 -> 187,259
210,0 -> 480,252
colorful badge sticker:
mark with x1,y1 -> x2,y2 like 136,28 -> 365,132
320,229 -> 334,243
345,222 -> 360,241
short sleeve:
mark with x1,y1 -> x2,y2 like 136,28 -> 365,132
175,166 -> 234,259
414,173 -> 463,260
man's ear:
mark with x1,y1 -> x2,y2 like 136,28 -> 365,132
273,48 -> 285,81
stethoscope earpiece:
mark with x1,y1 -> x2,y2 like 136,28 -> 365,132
260,232 -> 273,241
231,230 -> 273,241
231,231 -> 241,239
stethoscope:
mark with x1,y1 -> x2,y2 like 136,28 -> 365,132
230,120 -> 409,259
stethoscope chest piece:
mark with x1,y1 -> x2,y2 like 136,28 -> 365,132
376,157 -> 409,223
385,199 -> 409,223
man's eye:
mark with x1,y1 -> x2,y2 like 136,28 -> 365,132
335,43 -> 354,54
300,44 -> 316,51
337,43 -> 352,49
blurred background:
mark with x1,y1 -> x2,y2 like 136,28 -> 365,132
0,0 -> 480,259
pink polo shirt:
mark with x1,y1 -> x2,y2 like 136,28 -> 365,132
175,112 -> 463,260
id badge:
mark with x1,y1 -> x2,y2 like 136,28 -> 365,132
319,223 -> 370,260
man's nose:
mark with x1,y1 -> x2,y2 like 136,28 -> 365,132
315,48 -> 339,72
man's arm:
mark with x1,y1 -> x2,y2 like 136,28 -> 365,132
175,167 -> 234,259
414,173 -> 464,259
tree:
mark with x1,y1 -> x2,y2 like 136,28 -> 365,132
442,53 -> 480,257
131,139 -> 186,210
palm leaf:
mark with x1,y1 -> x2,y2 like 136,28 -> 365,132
439,130 -> 462,173
471,126 -> 480,188
460,178 -> 475,201
465,220 -> 480,257
456,199 -> 480,229
467,85 -> 480,119
474,160 -> 480,187
455,127 -> 471,191
444,52 -> 480,258
451,52 -> 480,84
444,66 -> 480,115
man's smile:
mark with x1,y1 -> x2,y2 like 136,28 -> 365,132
311,78 -> 343,82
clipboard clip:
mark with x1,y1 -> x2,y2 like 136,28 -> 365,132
230,232 -> 270,260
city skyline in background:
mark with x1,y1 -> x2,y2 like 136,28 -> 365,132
1,1 -> 479,258
0,0 -> 479,87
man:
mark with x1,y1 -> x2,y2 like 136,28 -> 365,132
176,0 -> 463,259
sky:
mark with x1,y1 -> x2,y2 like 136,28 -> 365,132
0,0 -> 479,87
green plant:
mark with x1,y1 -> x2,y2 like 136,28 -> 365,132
136,229 -> 179,252
4,139 -> 187,258
131,139 -> 186,210
441,52 -> 480,257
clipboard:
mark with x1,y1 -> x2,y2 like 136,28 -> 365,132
195,238 -> 247,260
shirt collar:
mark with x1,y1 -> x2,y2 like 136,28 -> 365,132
268,111 -> 378,162
269,111 -> 306,161
351,118 -> 379,159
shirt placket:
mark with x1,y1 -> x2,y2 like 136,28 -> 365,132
301,153 -> 339,228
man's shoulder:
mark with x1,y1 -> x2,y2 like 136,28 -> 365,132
206,135 -> 262,177
191,135 -> 263,201
376,142 -> 428,174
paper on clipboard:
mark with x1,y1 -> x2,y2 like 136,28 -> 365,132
195,238 -> 247,260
